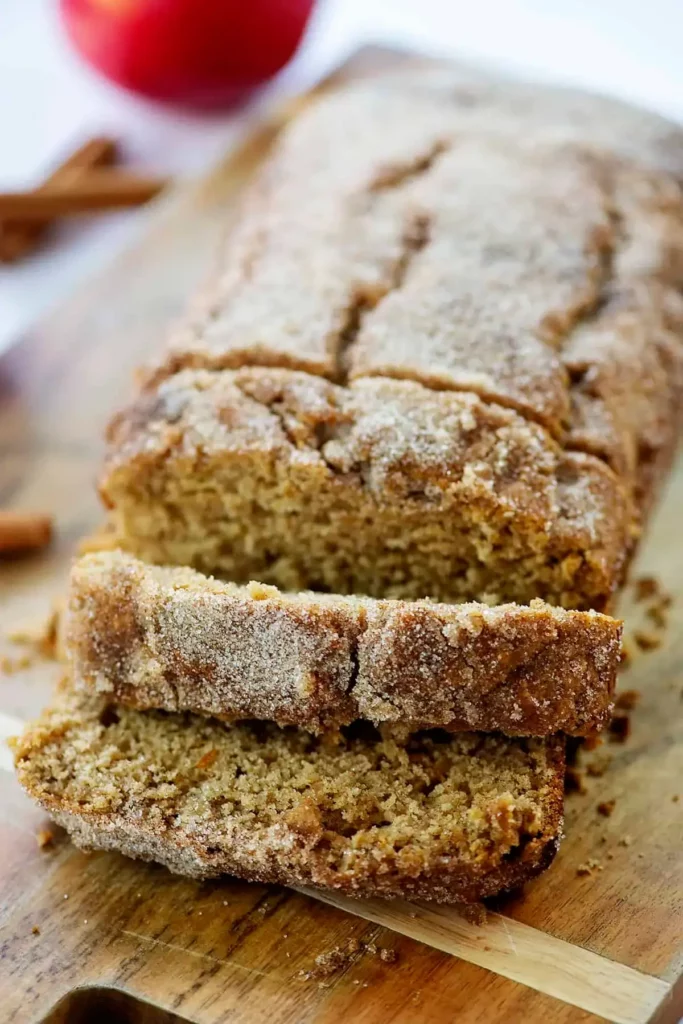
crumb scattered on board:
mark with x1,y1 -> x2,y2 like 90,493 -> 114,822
634,576 -> 659,602
36,829 -> 54,849
621,575 -> 671,663
646,605 -> 668,629
618,644 -> 633,669
577,858 -> 604,877
634,576 -> 658,602
565,766 -> 587,795
597,800 -> 616,817
633,630 -> 661,652
615,689 -> 640,711
298,938 -> 399,980
1,604 -> 62,675
608,714 -> 631,744
0,654 -> 32,675
586,753 -> 612,777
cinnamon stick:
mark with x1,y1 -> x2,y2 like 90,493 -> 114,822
0,512 -> 53,555
0,137 -> 118,263
0,171 -> 168,221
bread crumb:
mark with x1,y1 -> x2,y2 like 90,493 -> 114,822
1,654 -> 32,675
300,937 -> 397,978
7,604 -> 62,661
608,714 -> 631,743
672,795 -> 679,803
597,800 -> 616,817
36,828 -> 54,849
618,644 -> 633,669
32,926 -> 40,936
615,689 -> 640,711
634,576 -> 659,602
646,605 -> 668,629
565,766 -> 586,795
577,858 -> 603,876
633,630 -> 661,652
299,938 -> 362,980
618,835 -> 633,847
586,754 -> 612,777
458,902 -> 487,925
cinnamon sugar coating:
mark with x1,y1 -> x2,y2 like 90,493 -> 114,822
100,66 -> 683,607
12,682 -> 565,904
102,368 -> 629,610
67,551 -> 621,736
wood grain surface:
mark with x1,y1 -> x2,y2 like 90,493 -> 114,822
0,48 -> 681,1024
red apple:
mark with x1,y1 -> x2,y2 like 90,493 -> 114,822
59,0 -> 316,109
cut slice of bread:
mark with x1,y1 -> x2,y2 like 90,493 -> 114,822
67,551 -> 621,736
12,682 -> 565,904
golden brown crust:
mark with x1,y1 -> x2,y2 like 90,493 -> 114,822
67,551 -> 621,736
12,684 -> 565,904
99,67 -> 683,608
146,69 -> 683,450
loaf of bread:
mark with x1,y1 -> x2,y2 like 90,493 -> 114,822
100,66 -> 683,609
15,65 -> 683,907
12,682 -> 565,904
67,551 -> 621,735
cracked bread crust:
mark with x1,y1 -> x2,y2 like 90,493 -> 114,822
12,683 -> 565,904
144,69 -> 683,489
100,66 -> 683,607
102,368 -> 630,610
68,551 -> 621,736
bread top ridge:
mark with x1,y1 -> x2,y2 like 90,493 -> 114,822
142,65 -> 683,498
12,680 -> 565,904
99,65 -> 683,608
67,550 -> 621,736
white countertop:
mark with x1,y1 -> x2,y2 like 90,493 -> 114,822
2,0 -> 682,358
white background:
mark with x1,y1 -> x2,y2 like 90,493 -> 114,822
1,0 -> 682,357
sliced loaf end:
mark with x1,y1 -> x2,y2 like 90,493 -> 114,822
12,682 -> 565,904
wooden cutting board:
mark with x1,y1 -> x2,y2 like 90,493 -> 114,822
0,47 -> 682,1024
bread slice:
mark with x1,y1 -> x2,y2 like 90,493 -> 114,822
12,682 -> 565,904
67,551 -> 621,736
102,369 -> 631,612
